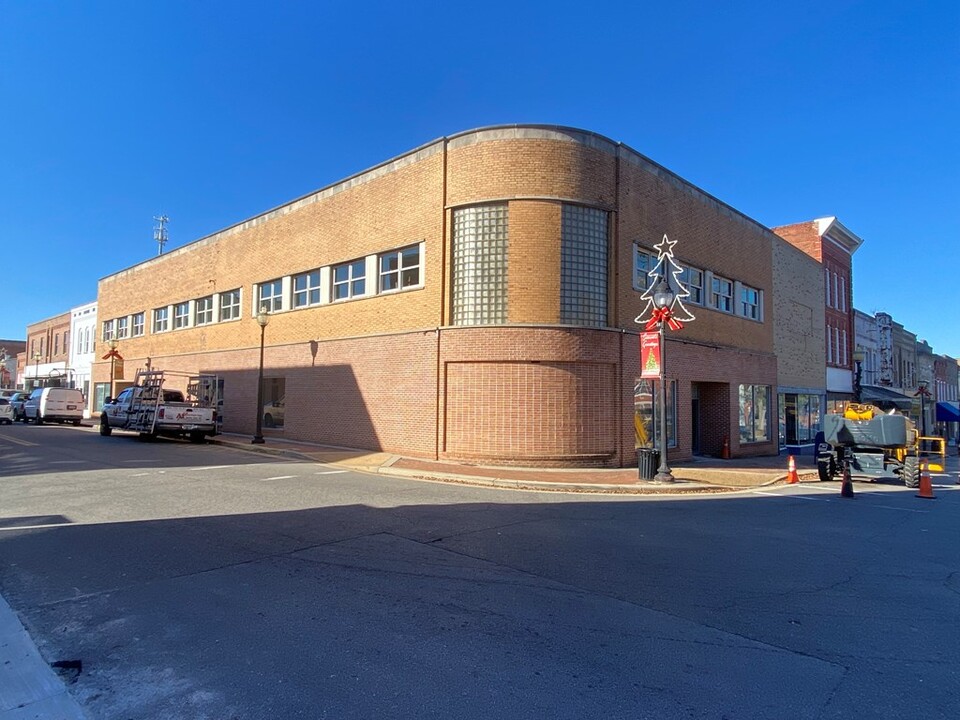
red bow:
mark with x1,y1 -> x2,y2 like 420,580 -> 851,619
645,307 -> 684,332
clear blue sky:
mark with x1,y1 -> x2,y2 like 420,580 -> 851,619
2,1 -> 957,354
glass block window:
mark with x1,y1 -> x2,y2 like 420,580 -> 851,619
452,204 -> 508,325
681,267 -> 703,305
633,246 -> 653,290
174,302 -> 190,329
116,316 -> 129,339
740,285 -> 760,320
332,260 -> 366,301
132,312 -> 145,337
195,296 -> 214,325
102,319 -> 114,341
220,289 -> 241,321
561,204 -> 608,326
711,276 -> 733,313
293,270 -> 322,308
379,245 -> 421,292
153,307 -> 169,333
259,279 -> 283,312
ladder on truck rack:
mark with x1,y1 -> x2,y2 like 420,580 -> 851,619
129,370 -> 165,434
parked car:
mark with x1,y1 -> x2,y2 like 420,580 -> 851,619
0,398 -> 14,424
23,387 -> 85,425
8,392 -> 31,421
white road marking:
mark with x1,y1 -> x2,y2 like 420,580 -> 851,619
49,460 -> 88,464
0,436 -> 37,447
316,470 -> 348,475
260,475 -> 297,482
131,472 -> 152,477
185,465 -> 232,471
752,488 -> 930,511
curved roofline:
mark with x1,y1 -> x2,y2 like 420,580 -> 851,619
100,124 -> 778,283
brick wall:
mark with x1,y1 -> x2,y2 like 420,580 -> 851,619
773,238 -> 826,390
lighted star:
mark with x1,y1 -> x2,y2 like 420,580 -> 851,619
654,234 -> 677,255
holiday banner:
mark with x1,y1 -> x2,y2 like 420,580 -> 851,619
640,332 -> 661,378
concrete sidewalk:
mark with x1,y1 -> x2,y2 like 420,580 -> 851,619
210,434 -> 820,493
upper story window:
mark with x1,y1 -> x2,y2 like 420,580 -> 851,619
379,245 -> 421,292
332,260 -> 366,301
220,289 -> 241,321
116,316 -> 129,339
710,276 -> 733,313
681,267 -> 703,305
740,286 -> 760,320
633,247 -> 653,290
174,302 -> 190,329
195,296 -> 214,326
561,205 -> 608,326
132,312 -> 145,337
102,319 -> 115,341
153,307 -> 169,333
259,279 -> 283,312
293,270 -> 322,308
452,204 -> 508,325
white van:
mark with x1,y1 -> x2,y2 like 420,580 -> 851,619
22,387 -> 85,425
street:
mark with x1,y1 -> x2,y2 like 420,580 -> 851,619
1,422 -> 959,719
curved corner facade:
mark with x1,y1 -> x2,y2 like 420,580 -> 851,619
95,126 -> 779,467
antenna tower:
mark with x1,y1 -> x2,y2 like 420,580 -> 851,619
154,215 -> 169,256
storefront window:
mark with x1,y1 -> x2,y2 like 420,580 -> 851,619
635,378 -> 676,449
739,385 -> 770,443
261,377 -> 286,429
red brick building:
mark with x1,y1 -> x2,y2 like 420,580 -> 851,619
21,312 -> 72,390
94,126 -> 782,466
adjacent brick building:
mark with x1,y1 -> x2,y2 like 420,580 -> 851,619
21,312 -> 71,390
94,126 -> 783,466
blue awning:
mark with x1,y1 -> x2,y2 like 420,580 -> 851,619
936,402 -> 960,422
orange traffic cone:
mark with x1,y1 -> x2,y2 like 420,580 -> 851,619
916,459 -> 936,500
786,455 -> 799,484
840,465 -> 855,498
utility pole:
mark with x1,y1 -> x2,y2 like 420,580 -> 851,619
154,214 -> 169,256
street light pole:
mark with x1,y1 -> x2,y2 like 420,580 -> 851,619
653,278 -> 676,483
852,348 -> 864,404
107,338 -> 118,399
252,306 -> 269,445
32,351 -> 42,390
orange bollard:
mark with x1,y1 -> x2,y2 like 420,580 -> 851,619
786,455 -> 799,484
916,460 -> 936,500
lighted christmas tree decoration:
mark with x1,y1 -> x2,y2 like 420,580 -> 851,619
635,234 -> 697,329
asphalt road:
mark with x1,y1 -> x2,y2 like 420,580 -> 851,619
1,423 -> 958,719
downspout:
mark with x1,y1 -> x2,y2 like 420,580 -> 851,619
434,137 -> 449,460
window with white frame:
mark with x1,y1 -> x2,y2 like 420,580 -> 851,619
839,276 -> 846,311
332,260 -> 366,301
195,296 -> 214,325
825,268 -> 831,308
173,302 -> 190,329
452,204 -> 508,325
84,327 -> 91,353
633,246 -> 653,290
153,307 -> 169,333
379,245 -> 421,292
132,312 -> 145,337
710,276 -> 733,313
220,289 -> 241,321
681,267 -> 703,305
116,316 -> 129,339
740,285 -> 760,320
293,270 -> 322,308
826,323 -> 833,364
102,319 -> 114,341
258,279 -> 283,312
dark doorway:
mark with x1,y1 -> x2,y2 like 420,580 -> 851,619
691,384 -> 701,455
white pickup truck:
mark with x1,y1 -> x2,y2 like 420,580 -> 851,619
99,385 -> 217,443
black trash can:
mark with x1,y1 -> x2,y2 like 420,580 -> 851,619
637,448 -> 660,480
